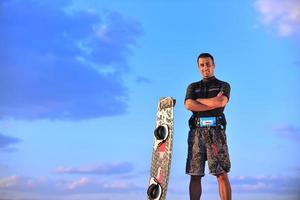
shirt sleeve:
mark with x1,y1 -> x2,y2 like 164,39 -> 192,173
185,83 -> 196,101
221,82 -> 231,101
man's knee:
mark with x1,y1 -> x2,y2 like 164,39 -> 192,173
191,175 -> 201,182
216,172 -> 229,183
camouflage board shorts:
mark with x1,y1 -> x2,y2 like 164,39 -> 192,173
186,127 -> 231,177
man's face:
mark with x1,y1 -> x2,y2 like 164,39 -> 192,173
198,57 -> 215,78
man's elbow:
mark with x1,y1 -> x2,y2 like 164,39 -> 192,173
185,102 -> 191,110
220,101 -> 226,107
220,97 -> 228,107
184,99 -> 193,111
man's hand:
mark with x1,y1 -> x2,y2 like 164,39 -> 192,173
217,91 -> 223,97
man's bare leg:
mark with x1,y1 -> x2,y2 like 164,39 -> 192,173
189,175 -> 202,200
217,172 -> 231,200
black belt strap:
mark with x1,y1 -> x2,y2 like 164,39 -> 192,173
189,114 -> 226,129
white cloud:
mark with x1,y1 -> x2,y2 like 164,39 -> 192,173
66,177 -> 90,190
230,175 -> 300,194
169,174 -> 300,196
0,176 -> 18,187
1,174 -> 300,199
255,0 -> 300,36
103,182 -> 130,190
0,0 -> 143,120
271,124 -> 300,141
55,162 -> 133,175
0,175 -> 143,194
237,181 -> 272,191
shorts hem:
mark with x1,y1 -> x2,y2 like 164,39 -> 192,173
210,169 -> 230,176
186,172 -> 205,177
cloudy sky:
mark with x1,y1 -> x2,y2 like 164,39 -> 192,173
0,0 -> 300,199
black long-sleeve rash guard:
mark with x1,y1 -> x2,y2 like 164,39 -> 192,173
185,76 -> 230,117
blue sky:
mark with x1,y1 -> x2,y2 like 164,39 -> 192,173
0,0 -> 300,199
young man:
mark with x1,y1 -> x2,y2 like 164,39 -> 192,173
185,53 -> 232,200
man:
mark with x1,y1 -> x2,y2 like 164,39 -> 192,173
185,53 -> 232,200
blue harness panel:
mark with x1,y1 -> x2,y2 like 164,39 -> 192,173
199,117 -> 217,127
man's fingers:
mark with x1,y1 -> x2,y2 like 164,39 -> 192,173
217,91 -> 223,97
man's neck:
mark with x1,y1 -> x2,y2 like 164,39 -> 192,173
202,76 -> 216,82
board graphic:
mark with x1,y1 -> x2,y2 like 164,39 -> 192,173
147,97 -> 176,200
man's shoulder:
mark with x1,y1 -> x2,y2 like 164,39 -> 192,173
215,78 -> 230,86
187,80 -> 202,87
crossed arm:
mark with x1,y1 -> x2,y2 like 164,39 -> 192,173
185,92 -> 228,112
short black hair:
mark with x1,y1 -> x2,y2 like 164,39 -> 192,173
197,53 -> 214,64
